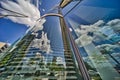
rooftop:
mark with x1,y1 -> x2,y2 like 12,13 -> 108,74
0,42 -> 6,49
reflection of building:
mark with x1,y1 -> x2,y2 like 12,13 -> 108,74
0,42 -> 8,53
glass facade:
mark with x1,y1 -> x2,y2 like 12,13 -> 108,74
0,0 -> 120,80
63,0 -> 120,80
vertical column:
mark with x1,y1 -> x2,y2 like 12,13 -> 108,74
58,8 -> 82,80
58,7 -> 91,80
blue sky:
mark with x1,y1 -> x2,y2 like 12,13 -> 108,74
0,0 -> 120,44
64,0 -> 120,24
0,18 -> 27,43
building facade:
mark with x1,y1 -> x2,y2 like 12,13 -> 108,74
0,42 -> 8,53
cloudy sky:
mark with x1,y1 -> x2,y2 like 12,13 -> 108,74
0,0 -> 120,44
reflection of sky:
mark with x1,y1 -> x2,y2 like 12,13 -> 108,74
39,0 -> 60,15
65,0 -> 120,24
0,0 -> 120,44
40,0 -> 64,52
43,17 -> 64,52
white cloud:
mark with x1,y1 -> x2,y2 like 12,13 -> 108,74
0,0 -> 45,32
32,31 -> 52,53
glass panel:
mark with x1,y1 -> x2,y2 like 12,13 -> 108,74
64,0 -> 120,80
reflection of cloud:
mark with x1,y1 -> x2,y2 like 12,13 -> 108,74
100,26 -> 114,36
74,20 -> 103,46
75,37 -> 81,46
112,53 -> 120,57
56,57 -> 66,68
74,19 -> 120,46
107,19 -> 120,26
93,20 -> 105,27
32,31 -> 52,53
96,44 -> 118,51
75,34 -> 93,46
75,20 -> 102,36
0,0 -> 45,32
107,19 -> 120,31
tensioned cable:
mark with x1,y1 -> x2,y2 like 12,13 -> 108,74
64,0 -> 83,17
0,14 -> 28,18
0,7 -> 28,18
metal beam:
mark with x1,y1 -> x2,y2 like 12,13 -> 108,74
60,0 -> 72,8
64,0 -> 83,16
0,15 -> 28,18
0,7 -> 28,17
37,13 -> 63,21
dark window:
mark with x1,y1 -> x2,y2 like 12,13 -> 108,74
0,50 -> 2,53
1,47 -> 4,51
4,44 -> 8,48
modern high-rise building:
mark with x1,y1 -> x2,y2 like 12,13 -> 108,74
0,0 -> 120,80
